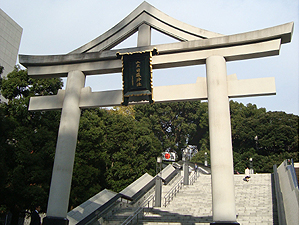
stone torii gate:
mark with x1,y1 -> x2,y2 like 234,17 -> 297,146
19,2 -> 293,225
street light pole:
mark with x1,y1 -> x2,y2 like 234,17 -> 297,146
249,158 -> 253,174
183,148 -> 189,185
252,135 -> 258,175
155,156 -> 162,207
254,135 -> 258,151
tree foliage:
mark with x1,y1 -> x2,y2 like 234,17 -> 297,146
134,101 -> 298,173
229,101 -> 298,172
134,101 -> 208,158
70,108 -> 162,208
0,67 -> 63,224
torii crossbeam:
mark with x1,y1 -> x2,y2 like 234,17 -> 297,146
19,2 -> 293,225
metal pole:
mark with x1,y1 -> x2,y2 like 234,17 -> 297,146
250,158 -> 253,174
183,150 -> 189,185
154,156 -> 162,207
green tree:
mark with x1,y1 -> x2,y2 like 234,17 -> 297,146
0,67 -> 163,214
134,100 -> 298,173
104,109 -> 162,192
70,109 -> 108,208
134,101 -> 208,157
190,149 -> 210,165
69,107 -> 162,208
230,101 -> 299,172
0,67 -> 62,224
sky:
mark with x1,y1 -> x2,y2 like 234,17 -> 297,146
1,0 -> 299,115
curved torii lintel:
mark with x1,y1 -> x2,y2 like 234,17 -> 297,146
69,1 -> 223,54
19,21 -> 293,78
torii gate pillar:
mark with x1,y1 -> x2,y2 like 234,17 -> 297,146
206,55 -> 238,223
43,71 -> 85,225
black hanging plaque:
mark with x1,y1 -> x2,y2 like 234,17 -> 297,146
117,48 -> 158,106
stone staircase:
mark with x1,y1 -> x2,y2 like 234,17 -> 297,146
102,174 -> 181,225
140,174 -> 213,225
235,174 -> 275,224
138,173 -> 274,225
104,173 -> 275,224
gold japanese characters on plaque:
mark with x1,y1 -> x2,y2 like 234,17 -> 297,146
117,48 -> 158,106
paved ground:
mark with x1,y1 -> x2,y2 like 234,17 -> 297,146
235,174 -> 275,225
138,173 -> 275,225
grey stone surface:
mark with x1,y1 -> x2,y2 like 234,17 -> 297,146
277,161 -> 299,225
206,55 -> 236,222
19,21 -> 292,68
160,164 -> 177,184
101,173 -> 274,225
46,71 -> 86,218
120,173 -> 154,200
136,174 -> 274,225
138,24 -> 151,47
20,38 -> 285,78
235,174 -> 274,225
67,189 -> 118,225
28,75 -> 276,111
69,1 -> 222,54
19,1 -> 293,79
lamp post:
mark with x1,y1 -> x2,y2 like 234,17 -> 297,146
155,156 -> 162,207
204,152 -> 208,167
252,135 -> 258,175
183,148 -> 189,185
158,156 -> 162,176
249,158 -> 253,174
254,135 -> 258,151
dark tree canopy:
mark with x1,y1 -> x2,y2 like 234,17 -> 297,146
229,101 -> 298,172
134,101 -> 209,158
0,67 -> 63,224
70,108 -> 162,208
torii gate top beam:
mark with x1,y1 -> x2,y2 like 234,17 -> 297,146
19,1 -> 293,79
68,1 -> 224,54
20,22 -> 293,66
20,23 -> 293,78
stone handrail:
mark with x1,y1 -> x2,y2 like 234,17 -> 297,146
273,159 -> 299,225
273,164 -> 287,225
288,159 -> 298,189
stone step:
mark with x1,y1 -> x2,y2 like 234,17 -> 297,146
104,173 -> 274,225
104,207 -> 138,225
137,208 -> 212,224
136,174 -> 274,225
